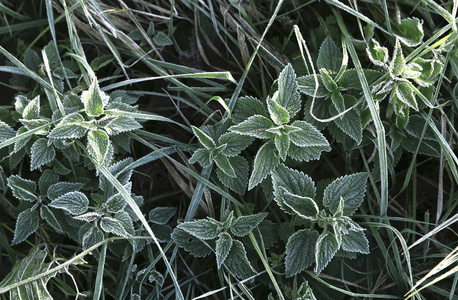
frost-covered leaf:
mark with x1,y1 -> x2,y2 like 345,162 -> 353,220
367,39 -> 389,66
395,81 -> 418,111
20,119 -> 51,135
0,120 -> 16,142
38,170 -> 59,195
30,138 -> 56,170
403,63 -> 423,79
229,115 -> 274,139
22,96 -> 40,120
277,64 -> 301,117
153,31 -> 173,46
249,141 -> 279,190
172,229 -> 213,257
12,208 -> 39,245
320,69 -> 338,92
333,109 -> 363,144
275,133 -> 290,161
73,211 -> 102,223
49,191 -> 89,215
297,75 -> 329,98
217,156 -> 249,195
81,79 -> 105,117
272,164 -> 315,201
412,58 -> 442,87
103,193 -> 127,213
189,148 -> 212,167
317,37 -> 342,75
214,154 -> 236,177
114,211 -> 134,235
40,206 -> 63,233
14,95 -> 30,115
267,93 -> 290,125
82,226 -> 105,250
323,173 -> 369,215
216,232 -> 233,269
47,182 -> 84,200
149,207 -> 177,225
285,229 -> 319,277
87,129 -> 110,164
289,120 -> 329,147
315,231 -> 339,274
7,175 -> 37,202
230,212 -> 267,237
177,219 -> 220,240
100,215 -> 130,237
192,126 -> 216,149
331,91 -> 345,114
390,39 -> 405,77
48,113 -> 88,139
338,69 -> 382,90
103,116 -> 142,135
394,17 -> 424,47
224,240 -> 256,279
280,187 -> 319,220
232,96 -> 268,124
341,230 -> 369,254
218,132 -> 253,157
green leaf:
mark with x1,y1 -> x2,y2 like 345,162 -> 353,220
393,17 -> 424,47
395,81 -> 418,111
366,39 -> 389,66
48,113 -> 88,139
289,120 -> 330,148
103,193 -> 127,213
172,229 -> 213,257
30,138 -> 56,170
189,148 -> 212,167
331,91 -> 345,113
297,75 -> 330,98
218,132 -> 253,157
229,115 -> 274,139
285,229 -> 319,277
8,175 -> 38,202
280,187 -> 319,220
338,69 -> 382,90
82,226 -> 105,250
47,182 -> 85,200
22,96 -> 40,120
38,170 -> 59,195
216,232 -> 233,269
412,57 -> 442,87
249,141 -> 279,190
149,207 -> 177,225
192,126 -> 216,149
177,218 -> 220,240
267,93 -> 290,125
277,64 -> 301,117
13,127 -> 31,153
114,211 -> 134,235
341,230 -> 369,254
87,129 -> 110,164
103,116 -> 142,136
224,240 -> 256,279
389,39 -> 405,77
214,154 -> 236,177
333,109 -> 363,144
275,133 -> 290,161
232,96 -> 268,124
147,21 -> 155,35
74,211 -> 103,223
49,191 -> 89,215
153,31 -> 173,46
216,156 -> 249,195
323,173 -> 369,215
81,79 -> 105,117
272,164 -> 316,199
40,206 -> 63,233
320,69 -> 338,92
20,119 -> 51,135
403,63 -> 423,79
0,120 -> 16,142
100,215 -> 131,237
12,208 -> 39,245
14,95 -> 30,115
315,231 -> 339,274
317,37 -> 342,75
230,212 -> 267,237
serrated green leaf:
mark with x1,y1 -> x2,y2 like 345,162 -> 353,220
49,191 -> 89,215
274,133 -> 290,161
367,39 -> 389,66
395,103 -> 409,129
289,120 -> 329,148
333,109 -> 363,144
149,207 -> 177,225
277,64 -> 301,117
331,91 -> 345,113
73,211 -> 102,222
249,141 -> 279,190
103,116 -> 142,136
81,79 -> 105,117
214,154 -> 236,177
40,206 -> 63,233
100,215 -> 130,237
285,229 -> 319,277
230,212 -> 267,237
393,17 -> 424,47
390,39 -> 405,77
38,170 -> 59,195
218,132 -> 253,157
229,115 -> 274,139
189,148 -> 212,167
338,69 -> 382,90
172,229 -> 213,257
14,95 -> 30,115
317,37 -> 342,75
0,121 -> 16,142
30,138 -> 56,170
103,193 -> 127,213
48,113 -> 88,139
341,230 -> 369,254
153,31 -> 173,46
315,231 -> 339,274
12,208 -> 39,245
114,211 -> 134,235
412,57 -> 443,87
323,173 -> 369,215
395,81 -> 418,110
7,175 -> 37,202
82,226 -> 105,250
232,96 -> 268,124
403,63 -> 423,79
280,187 -> 319,220
192,126 -> 216,149
87,129 -> 110,164
47,182 -> 84,200
224,240 -> 256,279
20,119 -> 51,135
320,69 -> 338,92
22,96 -> 40,120
177,219 -> 220,240
216,156 -> 249,195
216,232 -> 233,269
267,93 -> 290,125
297,75 -> 330,98
272,164 -> 315,199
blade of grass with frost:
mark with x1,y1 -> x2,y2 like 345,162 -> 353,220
0,2 -> 29,20
422,0 -> 456,32
103,110 -> 190,131
41,50 -> 65,115
408,213 -> 458,250
334,9 -> 389,217
0,19 -> 48,35
0,122 -> 55,150
93,242 -> 107,300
